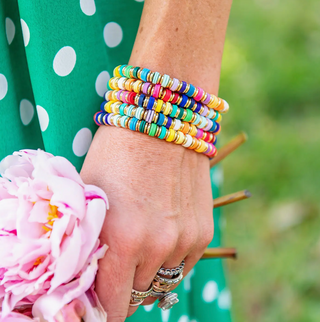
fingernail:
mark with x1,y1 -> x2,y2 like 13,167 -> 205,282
74,300 -> 86,317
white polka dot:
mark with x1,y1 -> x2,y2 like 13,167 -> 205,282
5,17 -> 15,45
218,289 -> 232,310
20,99 -> 34,125
202,281 -> 218,303
80,0 -> 96,16
143,303 -> 154,312
183,268 -> 195,292
103,22 -> 123,48
53,46 -> 77,77
161,310 -> 170,322
95,71 -> 110,97
0,74 -> 8,100
178,316 -> 189,322
36,105 -> 49,132
20,19 -> 30,47
72,128 -> 93,157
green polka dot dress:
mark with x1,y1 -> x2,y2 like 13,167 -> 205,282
0,0 -> 232,321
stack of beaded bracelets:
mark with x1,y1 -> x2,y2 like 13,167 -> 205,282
94,65 -> 230,157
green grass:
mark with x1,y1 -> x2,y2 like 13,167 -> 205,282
218,0 -> 320,320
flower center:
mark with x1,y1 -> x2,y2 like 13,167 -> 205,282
33,256 -> 44,266
43,204 -> 59,232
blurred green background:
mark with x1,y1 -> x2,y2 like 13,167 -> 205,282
219,0 -> 320,321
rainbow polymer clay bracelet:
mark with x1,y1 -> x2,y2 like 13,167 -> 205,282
94,65 -> 232,157
100,101 -> 218,144
108,76 -> 228,115
103,91 -> 220,132
94,111 -> 217,157
112,65 -> 229,112
104,89 -> 222,122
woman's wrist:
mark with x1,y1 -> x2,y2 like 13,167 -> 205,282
81,126 -> 210,206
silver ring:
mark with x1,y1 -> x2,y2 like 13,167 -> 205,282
129,284 -> 153,307
154,272 -> 183,286
157,260 -> 185,277
129,298 -> 144,307
152,292 -> 179,311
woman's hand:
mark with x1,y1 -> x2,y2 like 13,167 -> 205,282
81,126 -> 214,322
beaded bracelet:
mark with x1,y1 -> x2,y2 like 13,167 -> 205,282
113,65 -> 229,112
100,102 -> 219,143
104,89 -> 222,123
94,111 -> 217,157
108,76 -> 229,115
103,91 -> 220,132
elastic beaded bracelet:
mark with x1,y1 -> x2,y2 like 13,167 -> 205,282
99,103 -> 217,144
113,65 -> 229,112
94,111 -> 217,157
108,77 -> 228,115
101,91 -> 218,132
102,98 -> 219,138
104,90 -> 221,128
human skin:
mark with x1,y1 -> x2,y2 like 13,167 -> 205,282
81,0 -> 232,321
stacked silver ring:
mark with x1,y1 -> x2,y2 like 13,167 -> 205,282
151,260 -> 185,310
157,260 -> 185,277
129,284 -> 153,307
129,260 -> 185,310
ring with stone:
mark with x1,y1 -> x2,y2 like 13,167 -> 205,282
151,272 -> 183,295
129,284 -> 153,307
157,260 -> 185,277
151,291 -> 179,311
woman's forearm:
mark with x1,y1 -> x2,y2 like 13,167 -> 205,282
82,2 -> 232,321
129,0 -> 232,95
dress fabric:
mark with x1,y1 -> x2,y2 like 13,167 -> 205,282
0,0 -> 232,321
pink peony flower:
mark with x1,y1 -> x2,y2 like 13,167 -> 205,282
0,150 -> 108,322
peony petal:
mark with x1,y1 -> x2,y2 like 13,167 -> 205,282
1,291 -> 28,317
12,239 -> 50,267
78,289 -> 107,322
48,225 -> 82,293
0,311 -> 39,321
50,215 -> 71,259
55,299 -> 85,322
33,252 -> 107,322
28,201 -> 50,223
49,157 -> 84,187
0,199 -> 19,231
0,155 -> 34,180
84,185 -> 108,206
48,176 -> 86,221
31,180 -> 53,201
16,199 -> 43,240
75,199 -> 106,272
61,248 -> 107,304
0,179 -> 13,200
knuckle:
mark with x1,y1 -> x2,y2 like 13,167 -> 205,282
179,227 -> 199,253
151,227 -> 178,257
201,225 -> 214,248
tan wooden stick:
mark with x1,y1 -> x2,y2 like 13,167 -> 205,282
210,132 -> 248,168
201,247 -> 237,259
213,190 -> 251,208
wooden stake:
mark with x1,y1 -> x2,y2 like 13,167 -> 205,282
213,190 -> 251,208
210,132 -> 248,168
201,247 -> 237,259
